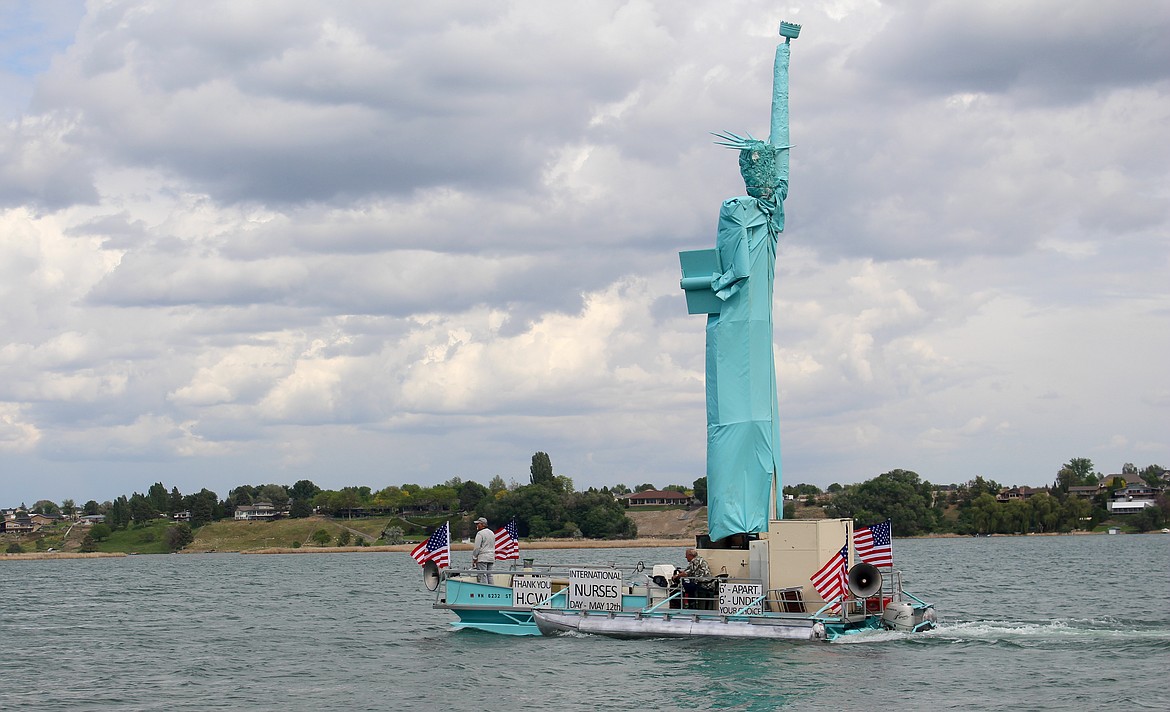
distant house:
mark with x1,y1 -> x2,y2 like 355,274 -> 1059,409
621,489 -> 692,507
29,512 -> 61,528
172,511 -> 191,522
1108,482 -> 1162,514
996,486 -> 1042,503
2,513 -> 35,533
234,502 -> 280,521
1116,482 -> 1159,500
1108,499 -> 1155,515
79,514 -> 106,525
1067,485 -> 1103,499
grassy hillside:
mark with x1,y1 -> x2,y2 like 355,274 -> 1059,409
188,516 -> 366,551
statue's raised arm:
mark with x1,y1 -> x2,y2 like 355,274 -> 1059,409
711,21 -> 799,225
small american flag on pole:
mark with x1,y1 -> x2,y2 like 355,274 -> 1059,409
810,544 -> 848,612
854,519 -> 893,568
410,521 -> 450,569
494,518 -> 520,561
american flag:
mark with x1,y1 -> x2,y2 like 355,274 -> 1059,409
410,521 -> 450,569
494,518 -> 520,561
854,519 -> 893,568
810,544 -> 848,612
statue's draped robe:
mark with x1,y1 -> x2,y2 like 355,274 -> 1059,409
705,192 -> 784,542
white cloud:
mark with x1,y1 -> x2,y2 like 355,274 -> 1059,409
0,1 -> 1166,505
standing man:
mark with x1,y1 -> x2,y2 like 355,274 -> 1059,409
471,516 -> 495,583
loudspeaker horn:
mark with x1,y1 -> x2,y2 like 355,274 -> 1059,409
422,559 -> 441,591
847,562 -> 882,598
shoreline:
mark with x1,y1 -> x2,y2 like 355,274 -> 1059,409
0,552 -> 127,561
228,530 -> 1128,555
4,529 -> 1155,560
236,537 -> 693,555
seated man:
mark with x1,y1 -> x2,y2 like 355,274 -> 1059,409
672,547 -> 715,609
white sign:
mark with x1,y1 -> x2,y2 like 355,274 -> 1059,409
567,568 -> 623,612
718,581 -> 764,615
512,576 -> 552,609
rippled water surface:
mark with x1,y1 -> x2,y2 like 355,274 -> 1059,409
2,535 -> 1167,711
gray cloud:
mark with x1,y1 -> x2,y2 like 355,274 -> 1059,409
0,1 -> 1166,506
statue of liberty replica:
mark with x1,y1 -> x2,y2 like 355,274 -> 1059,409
680,21 -> 800,544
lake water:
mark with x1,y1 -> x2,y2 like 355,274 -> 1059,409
2,534 -> 1167,711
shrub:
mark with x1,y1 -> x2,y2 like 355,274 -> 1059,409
310,529 -> 331,546
165,524 -> 194,551
382,526 -> 405,545
6,542 -> 25,554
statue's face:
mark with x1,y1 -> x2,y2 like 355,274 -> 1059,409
738,142 -> 780,200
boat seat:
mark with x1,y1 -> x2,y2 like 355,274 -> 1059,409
768,586 -> 806,613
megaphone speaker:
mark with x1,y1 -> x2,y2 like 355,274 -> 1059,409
422,559 -> 441,591
847,562 -> 882,598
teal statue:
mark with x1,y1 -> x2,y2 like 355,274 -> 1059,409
680,21 -> 800,543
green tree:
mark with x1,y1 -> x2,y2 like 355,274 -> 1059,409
89,523 -> 112,541
256,483 -> 290,508
1060,496 -> 1091,531
310,529 -> 332,546
1139,464 -> 1166,487
967,493 -> 1000,535
337,530 -> 352,546
148,482 -> 170,513
290,479 -> 321,501
692,477 -> 707,505
457,480 -> 490,512
1029,492 -> 1060,532
83,500 -> 101,515
129,493 -> 158,525
169,487 -> 185,514
1130,504 -> 1165,533
33,500 -> 59,515
289,499 -> 314,518
289,479 -> 321,517
1058,457 -> 1098,491
481,485 -> 567,538
107,496 -> 131,529
61,498 -> 76,518
488,475 -> 508,494
611,483 -> 631,496
530,451 -> 555,488
1002,499 -> 1031,534
188,489 -> 219,526
824,469 -> 939,536
567,490 -> 636,539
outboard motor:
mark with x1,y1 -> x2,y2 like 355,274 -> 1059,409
882,601 -> 936,632
648,564 -> 676,606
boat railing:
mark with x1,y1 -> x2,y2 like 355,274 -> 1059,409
649,577 -> 807,617
440,559 -> 655,583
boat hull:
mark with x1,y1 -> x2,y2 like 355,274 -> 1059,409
533,609 -> 828,641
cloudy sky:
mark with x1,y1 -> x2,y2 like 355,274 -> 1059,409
1,0 -> 1167,508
